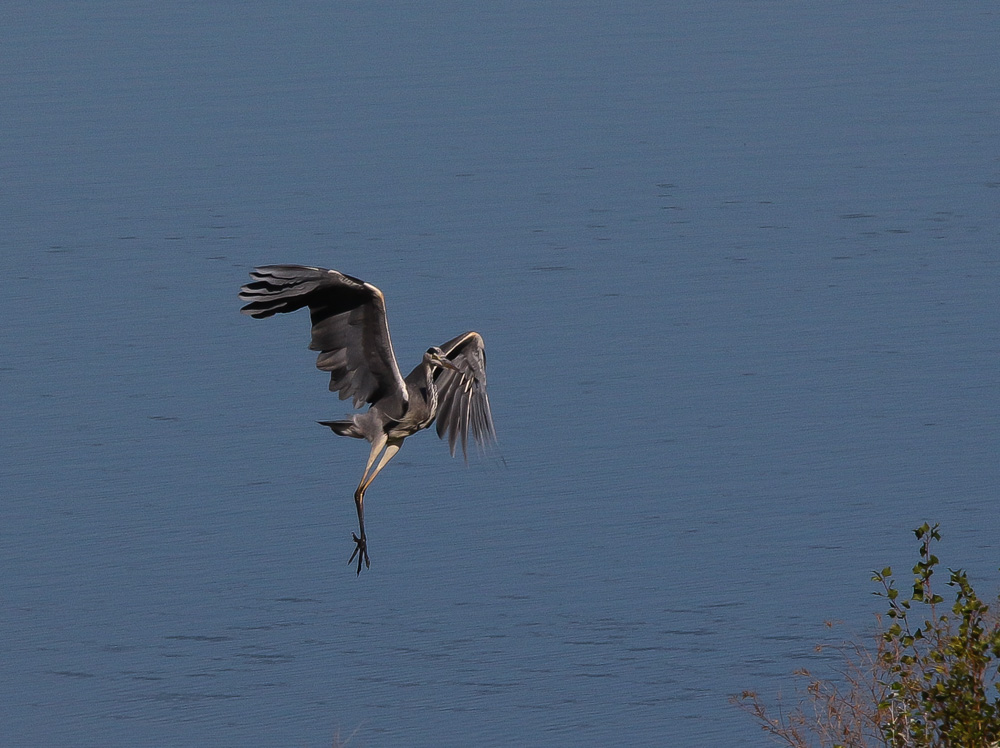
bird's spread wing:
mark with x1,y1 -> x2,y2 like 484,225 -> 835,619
239,265 -> 408,418
433,331 -> 497,458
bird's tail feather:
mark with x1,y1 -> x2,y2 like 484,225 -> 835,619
318,419 -> 364,438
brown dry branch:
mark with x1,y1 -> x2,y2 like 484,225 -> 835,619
733,525 -> 1000,748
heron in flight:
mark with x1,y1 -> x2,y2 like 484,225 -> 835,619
239,265 -> 496,574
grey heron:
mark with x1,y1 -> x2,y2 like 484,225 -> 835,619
239,265 -> 496,574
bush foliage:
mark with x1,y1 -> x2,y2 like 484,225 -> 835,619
735,524 -> 1000,747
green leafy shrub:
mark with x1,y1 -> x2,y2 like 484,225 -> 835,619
735,524 -> 1000,747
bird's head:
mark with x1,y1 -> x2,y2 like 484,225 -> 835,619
425,346 -> 459,371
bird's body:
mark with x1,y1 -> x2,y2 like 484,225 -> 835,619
321,347 -> 446,441
239,265 -> 495,574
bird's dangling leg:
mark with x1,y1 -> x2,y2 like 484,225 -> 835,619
348,434 -> 383,574
349,435 -> 403,575
349,495 -> 370,576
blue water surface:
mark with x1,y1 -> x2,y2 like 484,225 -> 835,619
2,3 -> 999,746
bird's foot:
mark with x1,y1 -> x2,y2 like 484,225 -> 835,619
349,532 -> 370,575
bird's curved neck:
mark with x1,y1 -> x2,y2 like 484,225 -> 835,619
403,356 -> 441,422
421,361 -> 439,413
425,359 -> 438,388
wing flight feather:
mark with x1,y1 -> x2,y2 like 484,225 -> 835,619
433,331 -> 497,458
239,265 -> 408,418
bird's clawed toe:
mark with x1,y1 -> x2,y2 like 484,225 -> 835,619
349,532 -> 370,575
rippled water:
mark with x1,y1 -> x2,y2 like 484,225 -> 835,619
3,3 -> 999,746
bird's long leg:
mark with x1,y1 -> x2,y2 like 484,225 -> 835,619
349,433 -> 386,574
348,437 -> 404,575
360,438 -> 403,494
358,433 -> 388,489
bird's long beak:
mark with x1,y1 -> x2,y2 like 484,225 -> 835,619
436,355 -> 459,371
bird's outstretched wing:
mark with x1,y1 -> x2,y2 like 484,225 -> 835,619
239,265 -> 408,418
433,331 -> 497,458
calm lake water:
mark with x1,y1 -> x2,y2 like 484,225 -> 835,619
3,3 -> 999,746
